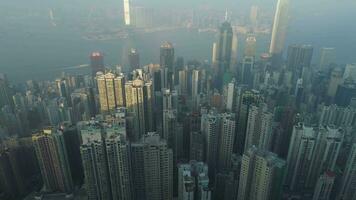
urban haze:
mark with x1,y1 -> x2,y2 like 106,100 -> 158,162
0,0 -> 356,200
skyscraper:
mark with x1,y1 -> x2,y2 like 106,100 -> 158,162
237,146 -> 286,200
337,143 -> 356,200
96,72 -> 126,112
285,124 -> 343,191
178,161 -> 211,200
125,78 -> 153,139
160,42 -> 175,90
0,73 -> 13,108
269,0 -> 290,56
32,128 -> 73,193
201,111 -> 220,177
90,52 -> 105,76
319,47 -> 336,70
123,0 -> 131,25
215,21 -> 233,89
286,44 -> 314,79
79,111 -> 132,200
130,133 -> 173,200
312,171 -> 335,200
244,103 -> 273,151
129,48 -> 140,71
217,113 -> 236,172
241,56 -> 254,86
244,36 -> 257,57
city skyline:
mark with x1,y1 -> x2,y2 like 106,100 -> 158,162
0,1 -> 356,200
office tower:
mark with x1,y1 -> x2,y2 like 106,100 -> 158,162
217,113 -> 236,171
319,104 -> 356,127
80,122 -> 111,200
244,103 -> 273,151
312,171 -> 335,200
123,0 -> 131,25
343,63 -> 356,81
32,128 -> 73,193
129,48 -> 140,71
335,81 -> 356,107
287,44 -> 314,79
269,0 -> 290,56
211,42 -> 217,65
235,90 -> 262,154
285,124 -> 343,191
96,72 -> 126,112
224,79 -> 235,111
319,47 -> 336,70
90,52 -> 105,76
338,143 -> 356,200
241,56 -> 254,86
189,131 -> 205,161
250,6 -> 259,26
237,146 -> 286,200
178,161 -> 211,200
215,21 -> 233,89
131,133 -> 173,200
160,42 -> 175,89
244,36 -> 257,57
327,68 -> 343,98
131,6 -> 153,28
0,73 -> 12,108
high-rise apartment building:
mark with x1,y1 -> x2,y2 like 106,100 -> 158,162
96,72 -> 126,112
237,146 -> 286,200
79,110 -> 132,200
337,143 -> 356,200
244,103 -> 273,151
286,124 -> 343,191
178,161 -> 211,200
33,128 -> 73,193
217,113 -> 236,172
130,133 -> 173,200
312,171 -> 335,200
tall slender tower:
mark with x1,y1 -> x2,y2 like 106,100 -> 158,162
215,21 -> 233,90
269,0 -> 290,56
33,128 -> 73,193
160,42 -> 175,90
123,0 -> 131,25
